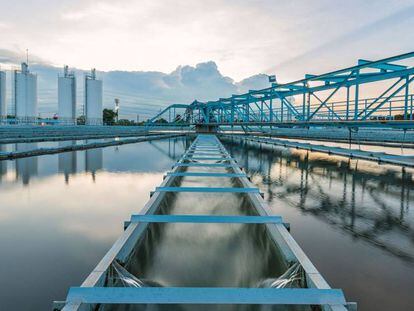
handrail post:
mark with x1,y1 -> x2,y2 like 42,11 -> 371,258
354,70 -> 360,120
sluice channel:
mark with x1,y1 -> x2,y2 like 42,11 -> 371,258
54,135 -> 354,311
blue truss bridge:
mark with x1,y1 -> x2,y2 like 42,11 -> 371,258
147,52 -> 414,132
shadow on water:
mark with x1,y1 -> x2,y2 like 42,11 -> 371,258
222,137 -> 414,264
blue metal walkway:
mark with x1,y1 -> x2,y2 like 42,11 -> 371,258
54,134 -> 356,311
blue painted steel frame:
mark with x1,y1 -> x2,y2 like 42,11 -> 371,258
155,186 -> 259,193
66,287 -> 346,305
166,172 -> 246,177
146,52 -> 414,130
129,214 -> 283,223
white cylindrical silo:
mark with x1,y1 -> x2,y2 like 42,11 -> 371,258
13,63 -> 37,123
85,69 -> 103,125
0,71 -> 6,120
58,65 -> 76,124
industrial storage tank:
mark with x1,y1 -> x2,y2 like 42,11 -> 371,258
58,65 -> 76,125
13,63 -> 37,123
85,69 -> 103,125
0,70 -> 6,121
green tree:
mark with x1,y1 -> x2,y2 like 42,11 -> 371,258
155,118 -> 168,124
117,119 -> 136,126
77,115 -> 85,125
103,109 -> 117,125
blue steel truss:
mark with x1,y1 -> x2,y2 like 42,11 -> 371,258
147,52 -> 414,130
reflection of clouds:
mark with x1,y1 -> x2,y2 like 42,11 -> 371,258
224,139 -> 414,262
0,172 -> 163,241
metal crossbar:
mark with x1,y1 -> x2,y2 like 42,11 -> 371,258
190,148 -> 224,152
155,186 -> 259,193
129,215 -> 283,223
66,287 -> 346,305
186,152 -> 226,156
167,172 -> 245,177
183,157 -> 231,161
174,163 -> 234,167
191,145 -> 221,148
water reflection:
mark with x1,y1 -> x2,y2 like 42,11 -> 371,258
0,144 -> 6,181
0,137 -> 188,311
15,143 -> 39,184
85,143 -> 103,181
58,141 -> 77,183
149,138 -> 183,161
224,138 -> 414,262
222,137 -> 414,311
0,137 -> 187,187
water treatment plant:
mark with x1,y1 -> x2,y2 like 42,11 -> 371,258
0,2 -> 414,311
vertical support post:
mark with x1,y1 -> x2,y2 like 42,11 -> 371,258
302,83 -> 306,121
354,70 -> 360,121
345,86 -> 350,121
410,94 -> 413,120
389,101 -> 392,119
261,101 -> 264,122
281,98 -> 284,122
404,75 -> 409,120
205,107 -> 210,123
307,92 -> 311,120
231,102 -> 235,123
269,98 -> 273,122
364,99 -> 367,119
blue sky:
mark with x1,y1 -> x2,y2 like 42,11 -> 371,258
0,0 -> 413,118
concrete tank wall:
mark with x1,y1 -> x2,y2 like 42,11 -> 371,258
85,78 -> 103,125
58,76 -> 76,123
0,71 -> 6,118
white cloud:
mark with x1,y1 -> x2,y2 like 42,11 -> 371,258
0,0 -> 413,80
1,55 -> 270,119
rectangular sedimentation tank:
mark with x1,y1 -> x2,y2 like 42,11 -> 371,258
13,63 -> 37,122
58,66 -> 76,124
85,69 -> 103,125
53,134 -> 354,311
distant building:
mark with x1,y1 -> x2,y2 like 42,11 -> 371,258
58,65 -> 76,124
85,69 -> 103,125
13,63 -> 37,122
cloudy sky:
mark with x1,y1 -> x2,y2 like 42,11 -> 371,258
1,0 -> 414,117
1,0 -> 413,79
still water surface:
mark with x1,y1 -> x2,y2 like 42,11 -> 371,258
0,136 -> 413,310
223,137 -> 414,311
0,138 -> 187,310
